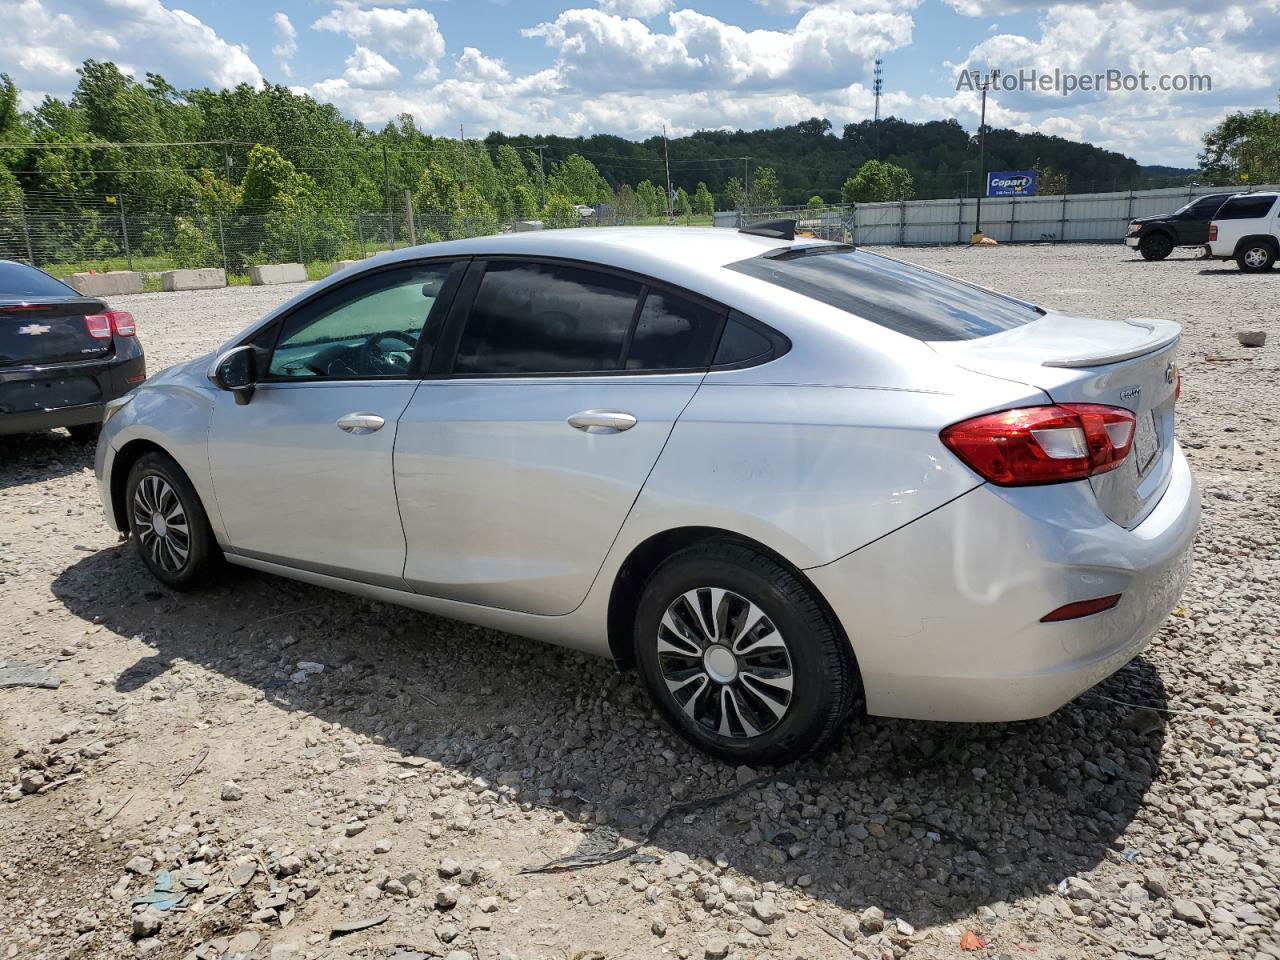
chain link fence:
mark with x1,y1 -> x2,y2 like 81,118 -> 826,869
0,192 -> 718,282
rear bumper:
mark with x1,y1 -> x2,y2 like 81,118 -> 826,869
808,443 -> 1199,722
0,342 -> 144,436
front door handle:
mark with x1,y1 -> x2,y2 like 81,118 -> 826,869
337,413 -> 385,435
567,409 -> 638,434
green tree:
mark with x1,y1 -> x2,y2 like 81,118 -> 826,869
635,179 -> 664,216
840,160 -> 914,202
547,154 -> 611,205
692,181 -> 714,215
750,166 -> 780,207
1199,103 -> 1280,185
723,176 -> 745,209
541,193 -> 579,229
806,195 -> 824,207
495,143 -> 532,193
241,144 -> 305,207
510,183 -> 538,220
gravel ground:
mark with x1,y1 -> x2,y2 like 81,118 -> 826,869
1,244 -> 1276,960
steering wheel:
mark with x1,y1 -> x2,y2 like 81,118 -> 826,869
356,329 -> 418,375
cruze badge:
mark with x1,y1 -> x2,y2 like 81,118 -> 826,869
17,323 -> 51,335
1120,385 -> 1142,402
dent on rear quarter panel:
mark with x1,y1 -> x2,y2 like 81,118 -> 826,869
617,380 -> 1015,569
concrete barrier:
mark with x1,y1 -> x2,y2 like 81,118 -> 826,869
335,259 -> 363,271
249,263 -> 308,285
161,268 -> 226,291
67,271 -> 143,297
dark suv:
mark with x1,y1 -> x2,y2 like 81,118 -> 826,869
0,261 -> 145,442
1125,193 -> 1232,261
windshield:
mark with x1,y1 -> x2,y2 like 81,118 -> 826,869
0,261 -> 77,299
726,247 -> 1043,341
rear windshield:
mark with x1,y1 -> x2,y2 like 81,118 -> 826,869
726,247 -> 1042,341
0,261 -> 76,298
1217,195 -> 1277,220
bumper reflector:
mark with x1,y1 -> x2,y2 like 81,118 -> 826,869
1040,594 -> 1122,622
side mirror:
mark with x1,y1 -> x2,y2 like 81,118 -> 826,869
209,345 -> 258,405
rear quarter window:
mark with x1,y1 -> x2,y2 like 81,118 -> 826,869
1216,196 -> 1277,219
726,247 -> 1042,341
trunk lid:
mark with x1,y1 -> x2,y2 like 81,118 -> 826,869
931,312 -> 1181,528
0,297 -> 112,367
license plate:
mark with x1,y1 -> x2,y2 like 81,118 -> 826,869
1133,412 -> 1159,474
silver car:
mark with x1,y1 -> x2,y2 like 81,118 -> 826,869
95,226 -> 1199,764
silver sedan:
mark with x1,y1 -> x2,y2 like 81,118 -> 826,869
96,225 -> 1199,764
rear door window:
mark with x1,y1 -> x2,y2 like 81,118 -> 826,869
727,247 -> 1042,341
0,262 -> 76,298
1216,196 -> 1277,219
454,261 -> 642,375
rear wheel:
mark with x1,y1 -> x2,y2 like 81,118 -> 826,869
1236,241 -> 1276,272
633,541 -> 856,765
125,451 -> 222,589
1138,233 -> 1173,261
67,423 -> 100,444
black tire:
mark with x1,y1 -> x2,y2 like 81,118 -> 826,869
125,451 -> 222,590
633,541 -> 857,765
1236,241 -> 1276,273
67,423 -> 101,443
1138,233 -> 1173,261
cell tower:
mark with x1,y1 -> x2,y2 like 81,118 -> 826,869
873,58 -> 884,158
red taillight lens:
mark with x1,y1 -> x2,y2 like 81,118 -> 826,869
1209,224 -> 1217,241
1174,368 -> 1182,402
1040,594 -> 1122,622
84,313 -> 112,339
940,404 -> 1137,486
84,310 -> 136,338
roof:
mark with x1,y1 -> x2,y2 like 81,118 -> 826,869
371,226 -> 808,275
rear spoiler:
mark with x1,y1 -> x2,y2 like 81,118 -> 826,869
1043,319 -> 1180,368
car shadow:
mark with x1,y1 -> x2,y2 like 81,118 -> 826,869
52,545 -> 1169,926
0,430 -> 96,490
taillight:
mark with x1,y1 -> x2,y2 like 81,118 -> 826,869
940,404 -> 1137,486
84,310 -> 136,338
1209,224 -> 1217,241
1174,368 -> 1182,402
1040,594 -> 1122,622
84,314 -> 111,339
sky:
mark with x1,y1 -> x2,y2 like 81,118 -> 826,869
4,0 -> 1278,166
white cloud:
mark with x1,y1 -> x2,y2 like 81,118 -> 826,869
1,0 -> 262,97
456,47 -> 510,82
312,1 -> 446,66
272,12 -> 297,77
594,0 -> 672,15
342,45 -> 401,87
523,5 -> 915,92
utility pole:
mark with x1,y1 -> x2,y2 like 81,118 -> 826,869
459,124 -> 468,194
872,58 -> 883,160
381,143 -> 392,245
222,143 -> 233,183
535,145 -> 547,206
974,76 -> 989,241
662,124 -> 674,222
743,157 -> 750,210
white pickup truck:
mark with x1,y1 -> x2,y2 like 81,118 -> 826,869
1207,192 -> 1279,272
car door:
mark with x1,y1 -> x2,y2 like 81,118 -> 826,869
394,258 -> 726,616
1179,196 -> 1225,244
207,260 -> 463,587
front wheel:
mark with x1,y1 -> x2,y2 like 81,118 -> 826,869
1236,242 -> 1276,272
125,451 -> 222,589
633,541 -> 857,765
1138,233 -> 1173,261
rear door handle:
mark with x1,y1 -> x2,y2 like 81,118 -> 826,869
336,413 -> 385,435
567,409 -> 637,434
